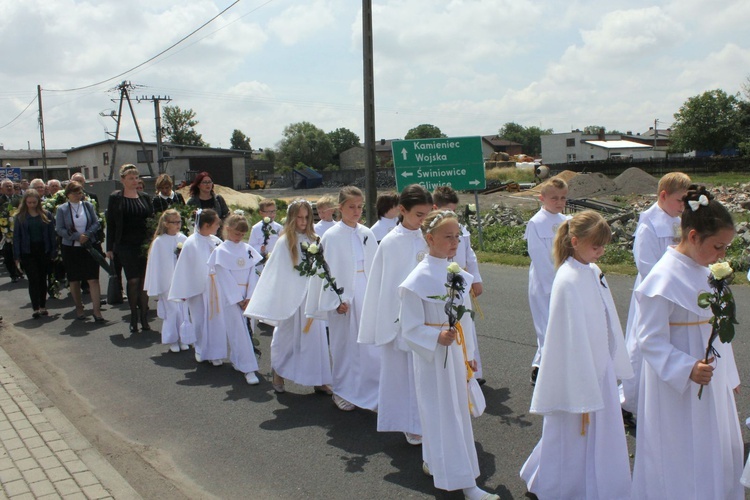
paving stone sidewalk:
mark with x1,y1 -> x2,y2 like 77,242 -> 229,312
0,346 -> 141,499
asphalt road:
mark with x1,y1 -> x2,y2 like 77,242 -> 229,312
1,263 -> 750,499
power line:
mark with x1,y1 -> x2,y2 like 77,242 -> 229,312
0,95 -> 38,130
44,0 -> 244,93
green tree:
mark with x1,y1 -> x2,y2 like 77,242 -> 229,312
230,129 -> 251,150
162,106 -> 208,147
498,122 -> 552,156
277,121 -> 335,169
670,89 -> 742,154
582,125 -> 623,135
327,127 -> 361,161
739,76 -> 750,157
404,124 -> 446,139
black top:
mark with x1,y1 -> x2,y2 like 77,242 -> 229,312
106,191 -> 154,251
186,194 -> 229,220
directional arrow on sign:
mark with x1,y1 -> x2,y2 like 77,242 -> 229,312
401,148 -> 408,160
401,171 -> 413,178
469,179 -> 480,186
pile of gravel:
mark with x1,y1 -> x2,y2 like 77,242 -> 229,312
613,167 -> 658,195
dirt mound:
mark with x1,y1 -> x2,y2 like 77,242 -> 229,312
177,185 -> 263,210
613,167 -> 658,195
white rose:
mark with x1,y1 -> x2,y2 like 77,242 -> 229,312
280,217 -> 287,225
709,261 -> 733,280
467,204 -> 476,213
447,262 -> 461,274
176,242 -> 183,249
263,217 -> 271,224
308,243 -> 319,254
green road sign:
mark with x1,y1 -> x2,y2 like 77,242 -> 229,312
391,136 -> 486,192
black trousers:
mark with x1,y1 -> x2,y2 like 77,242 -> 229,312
20,243 -> 50,310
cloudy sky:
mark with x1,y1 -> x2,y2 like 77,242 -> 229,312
1,0 -> 748,153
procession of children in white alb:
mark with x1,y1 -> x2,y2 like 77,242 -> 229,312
143,178 -> 750,499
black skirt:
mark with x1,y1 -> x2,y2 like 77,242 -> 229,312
61,245 -> 100,282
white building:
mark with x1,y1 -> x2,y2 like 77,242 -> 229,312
541,130 -> 666,165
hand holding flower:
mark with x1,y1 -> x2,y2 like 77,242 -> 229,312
690,358 -> 714,386
336,302 -> 349,315
438,327 -> 456,346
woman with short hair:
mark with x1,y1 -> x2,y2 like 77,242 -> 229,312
55,181 -> 105,322
152,174 -> 185,213
186,172 -> 228,236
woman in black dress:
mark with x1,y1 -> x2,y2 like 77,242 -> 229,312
186,172 -> 228,236
106,164 -> 154,332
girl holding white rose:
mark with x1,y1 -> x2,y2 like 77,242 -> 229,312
632,187 -> 743,499
306,186 -> 380,412
144,209 -> 192,352
244,199 -> 332,395
398,210 -> 496,500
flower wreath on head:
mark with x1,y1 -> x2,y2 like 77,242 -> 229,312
427,210 -> 457,233
194,208 -> 203,229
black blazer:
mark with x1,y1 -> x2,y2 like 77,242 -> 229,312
152,192 -> 185,213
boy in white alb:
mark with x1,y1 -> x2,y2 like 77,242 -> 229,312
524,178 -> 569,384
370,191 -> 399,243
248,199 -> 282,262
313,195 -> 337,236
620,172 -> 690,424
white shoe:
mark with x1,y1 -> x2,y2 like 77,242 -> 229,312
463,486 -> 500,500
211,359 -> 223,366
194,351 -> 202,363
169,343 -> 180,353
332,394 -> 355,411
245,372 -> 260,385
404,432 -> 422,445
179,343 -> 190,351
422,461 -> 431,476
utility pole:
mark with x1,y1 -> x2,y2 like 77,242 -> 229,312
138,95 -> 172,174
106,81 -> 154,179
654,118 -> 659,150
37,85 -> 48,181
362,0 -> 377,226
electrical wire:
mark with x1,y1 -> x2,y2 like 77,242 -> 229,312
0,95 -> 38,131
44,0 -> 244,93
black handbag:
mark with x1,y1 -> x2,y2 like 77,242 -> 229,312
106,260 -> 123,305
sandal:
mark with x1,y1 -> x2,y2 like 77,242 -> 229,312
93,316 -> 107,323
76,315 -> 87,321
332,394 -> 355,411
271,370 -> 285,394
40,309 -> 49,316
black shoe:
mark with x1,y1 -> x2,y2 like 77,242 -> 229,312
622,409 -> 636,429
11,276 -> 20,283
129,322 -> 139,333
530,367 -> 539,386
477,378 -> 486,386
